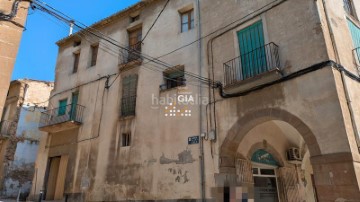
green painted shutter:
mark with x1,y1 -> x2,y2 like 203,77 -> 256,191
237,21 -> 266,79
58,99 -> 67,116
348,19 -> 360,61
70,93 -> 79,120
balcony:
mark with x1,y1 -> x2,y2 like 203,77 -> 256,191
223,42 -> 281,92
0,121 -> 16,138
119,42 -> 142,71
39,104 -> 85,133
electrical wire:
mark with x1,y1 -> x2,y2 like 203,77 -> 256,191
31,0 -> 214,86
141,0 -> 170,42
31,4 -> 210,91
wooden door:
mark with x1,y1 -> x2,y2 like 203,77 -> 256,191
46,157 -> 61,200
54,155 -> 69,200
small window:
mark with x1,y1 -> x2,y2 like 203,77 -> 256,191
344,0 -> 357,19
90,44 -> 99,67
181,9 -> 194,32
121,133 -> 131,147
130,15 -> 140,23
162,66 -> 185,90
73,40 -> 81,47
58,99 -> 67,116
73,52 -> 80,73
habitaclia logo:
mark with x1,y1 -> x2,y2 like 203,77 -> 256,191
151,88 -> 209,117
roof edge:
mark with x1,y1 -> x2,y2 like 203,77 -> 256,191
56,0 -> 158,46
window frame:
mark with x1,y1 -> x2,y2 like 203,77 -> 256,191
121,133 -> 131,147
344,0 -> 358,20
121,74 -> 138,117
58,99 -> 68,116
180,9 -> 194,33
73,52 -> 80,73
90,44 -> 99,67
162,66 -> 186,90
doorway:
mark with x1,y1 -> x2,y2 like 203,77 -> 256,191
253,165 -> 279,202
45,155 -> 69,200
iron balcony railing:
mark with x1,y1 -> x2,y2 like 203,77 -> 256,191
344,0 -> 357,18
119,42 -> 142,65
121,95 -> 136,117
223,42 -> 280,87
0,121 -> 16,137
39,104 -> 85,128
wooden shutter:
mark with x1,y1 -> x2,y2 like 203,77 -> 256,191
236,159 -> 254,185
121,75 -> 138,116
237,20 -> 266,79
58,99 -> 67,116
278,167 -> 302,202
54,155 -> 69,200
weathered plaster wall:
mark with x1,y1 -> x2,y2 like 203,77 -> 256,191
0,80 -> 53,199
33,0 -> 205,201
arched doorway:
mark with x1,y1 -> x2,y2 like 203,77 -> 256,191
219,108 -> 320,202
251,149 -> 280,202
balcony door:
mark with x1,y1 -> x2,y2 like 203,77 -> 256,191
237,20 -> 266,80
70,92 -> 79,120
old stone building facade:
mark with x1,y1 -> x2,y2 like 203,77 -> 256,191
0,0 -> 30,121
31,0 -> 360,201
0,79 -> 53,200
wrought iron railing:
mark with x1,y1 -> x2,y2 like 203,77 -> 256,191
344,0 -> 357,18
121,95 -> 136,117
39,104 -> 85,128
223,42 -> 280,87
0,121 -> 16,137
119,42 -> 142,65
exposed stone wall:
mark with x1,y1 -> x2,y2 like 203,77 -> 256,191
0,80 -> 53,199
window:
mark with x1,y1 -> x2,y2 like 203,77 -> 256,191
121,133 -> 131,147
90,44 -> 99,67
344,0 -> 357,19
130,15 -> 140,23
127,28 -> 142,62
237,20 -> 266,80
348,19 -> 360,64
73,52 -> 80,73
181,9 -> 194,32
162,66 -> 185,90
73,40 -> 81,47
121,75 -> 138,117
58,99 -> 67,116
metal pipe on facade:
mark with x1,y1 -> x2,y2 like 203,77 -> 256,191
196,0 -> 206,201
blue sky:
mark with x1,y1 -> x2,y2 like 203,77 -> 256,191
12,0 -> 140,81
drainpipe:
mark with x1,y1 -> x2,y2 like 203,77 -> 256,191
196,0 -> 206,201
320,0 -> 360,149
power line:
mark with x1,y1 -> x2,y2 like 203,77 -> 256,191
31,0 -> 214,86
141,0 -> 170,42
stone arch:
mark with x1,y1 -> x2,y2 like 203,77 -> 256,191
219,108 -> 321,169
